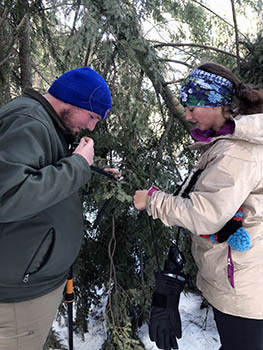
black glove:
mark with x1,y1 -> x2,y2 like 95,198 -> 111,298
149,273 -> 186,349
149,246 -> 186,350
216,214 -> 242,243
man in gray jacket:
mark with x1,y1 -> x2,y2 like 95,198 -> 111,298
0,67 -> 113,349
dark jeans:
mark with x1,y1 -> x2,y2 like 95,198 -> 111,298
213,307 -> 263,350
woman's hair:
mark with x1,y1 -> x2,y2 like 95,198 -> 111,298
198,62 -> 263,115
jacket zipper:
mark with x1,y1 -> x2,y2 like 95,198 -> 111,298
227,246 -> 235,288
23,274 -> 30,283
22,229 -> 54,283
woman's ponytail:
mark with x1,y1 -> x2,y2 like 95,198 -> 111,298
235,83 -> 263,114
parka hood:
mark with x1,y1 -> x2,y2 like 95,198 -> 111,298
232,113 -> 263,144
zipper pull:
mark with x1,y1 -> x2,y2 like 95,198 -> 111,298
23,273 -> 30,283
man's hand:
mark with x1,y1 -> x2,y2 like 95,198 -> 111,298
133,190 -> 148,210
73,137 -> 94,165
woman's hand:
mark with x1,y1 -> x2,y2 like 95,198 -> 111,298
133,190 -> 148,210
103,168 -> 121,179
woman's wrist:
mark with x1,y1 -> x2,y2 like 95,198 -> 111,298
147,186 -> 159,197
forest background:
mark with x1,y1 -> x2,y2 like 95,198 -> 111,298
1,0 -> 263,348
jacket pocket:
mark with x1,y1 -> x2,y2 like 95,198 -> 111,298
23,228 -> 55,283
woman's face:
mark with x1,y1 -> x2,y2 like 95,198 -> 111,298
184,106 -> 225,131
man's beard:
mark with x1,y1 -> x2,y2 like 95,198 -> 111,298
59,108 -> 76,134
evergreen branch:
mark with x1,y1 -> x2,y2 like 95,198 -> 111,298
157,57 -> 193,68
35,1 -> 65,72
174,45 -> 198,61
128,43 -> 191,132
165,78 -> 185,86
0,49 -> 16,67
108,215 -> 117,289
0,14 -> 28,68
84,40 -> 93,67
70,0 -> 81,36
167,147 -> 184,183
0,6 -> 8,29
105,215 -> 118,330
190,0 -> 248,40
153,42 -> 241,59
230,0 -> 240,71
148,93 -> 171,184
143,18 -> 175,40
150,112 -> 175,183
31,61 -> 51,86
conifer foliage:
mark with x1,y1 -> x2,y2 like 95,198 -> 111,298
1,0 -> 263,347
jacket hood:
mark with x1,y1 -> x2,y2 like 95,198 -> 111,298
232,113 -> 263,144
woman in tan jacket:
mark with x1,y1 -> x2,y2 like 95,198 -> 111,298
134,63 -> 263,350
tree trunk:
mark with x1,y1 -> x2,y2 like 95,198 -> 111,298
0,7 -> 11,106
17,0 -> 32,91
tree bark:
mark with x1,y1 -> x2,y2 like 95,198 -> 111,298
17,10 -> 32,91
0,6 -> 11,105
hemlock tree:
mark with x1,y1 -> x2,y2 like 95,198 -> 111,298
1,0 -> 263,347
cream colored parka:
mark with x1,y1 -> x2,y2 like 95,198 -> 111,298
146,114 -> 263,319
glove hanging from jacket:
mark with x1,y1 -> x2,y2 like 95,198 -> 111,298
149,245 -> 187,350
201,207 -> 251,251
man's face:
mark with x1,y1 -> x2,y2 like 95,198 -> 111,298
60,105 -> 101,134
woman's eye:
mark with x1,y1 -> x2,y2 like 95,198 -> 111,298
184,107 -> 194,113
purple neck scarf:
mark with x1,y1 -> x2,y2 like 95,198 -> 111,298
191,121 -> 235,142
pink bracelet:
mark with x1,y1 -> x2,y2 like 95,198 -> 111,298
148,186 -> 159,197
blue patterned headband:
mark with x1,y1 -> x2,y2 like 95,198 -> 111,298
179,69 -> 235,107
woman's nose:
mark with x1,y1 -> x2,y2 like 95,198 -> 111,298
185,110 -> 193,121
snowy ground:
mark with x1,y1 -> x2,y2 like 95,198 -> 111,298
53,292 -> 221,349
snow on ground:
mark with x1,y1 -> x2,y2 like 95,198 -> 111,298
53,292 -> 221,349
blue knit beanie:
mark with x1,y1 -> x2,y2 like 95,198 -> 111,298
48,67 -> 112,120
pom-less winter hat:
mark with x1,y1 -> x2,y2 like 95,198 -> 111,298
48,67 -> 112,120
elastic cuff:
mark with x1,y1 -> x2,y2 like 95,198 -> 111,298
148,186 -> 159,197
